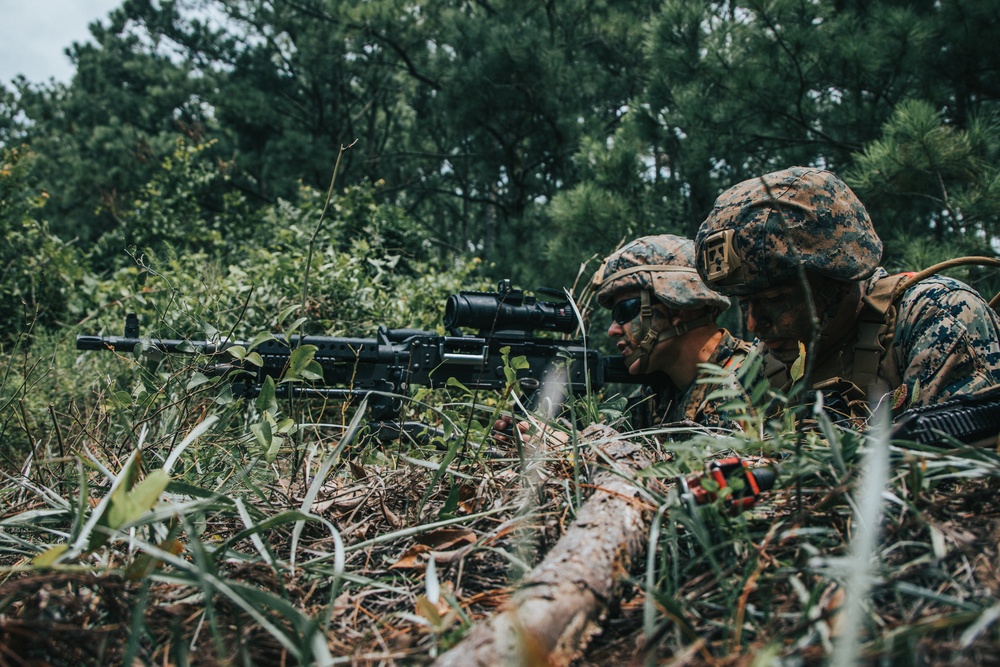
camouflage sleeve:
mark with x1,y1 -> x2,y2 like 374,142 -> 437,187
625,385 -> 659,430
893,277 -> 1000,406
687,371 -> 755,430
677,333 -> 762,430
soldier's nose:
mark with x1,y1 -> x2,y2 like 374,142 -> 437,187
745,304 -> 769,334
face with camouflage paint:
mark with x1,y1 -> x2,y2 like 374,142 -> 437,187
740,284 -> 813,364
607,290 -> 680,374
608,290 -> 726,379
595,235 -> 731,377
741,274 -> 863,365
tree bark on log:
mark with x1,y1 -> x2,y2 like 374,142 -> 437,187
433,423 -> 654,667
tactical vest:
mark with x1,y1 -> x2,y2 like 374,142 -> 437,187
767,257 -> 1000,421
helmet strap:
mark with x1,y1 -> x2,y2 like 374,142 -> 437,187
623,290 -> 656,373
622,291 -> 715,373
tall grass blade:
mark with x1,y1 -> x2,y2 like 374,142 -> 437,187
163,415 -> 220,475
832,400 -> 891,667
290,396 -> 365,571
644,502 -> 671,666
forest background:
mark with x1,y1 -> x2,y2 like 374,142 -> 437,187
5,0 -> 1000,336
2,0 -> 1000,665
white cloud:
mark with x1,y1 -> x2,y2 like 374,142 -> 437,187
0,0 -> 124,85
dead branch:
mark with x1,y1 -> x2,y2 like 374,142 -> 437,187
433,423 -> 654,666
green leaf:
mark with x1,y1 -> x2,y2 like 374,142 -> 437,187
105,469 -> 170,531
511,355 -> 530,371
284,317 -> 309,343
174,340 -> 196,353
289,344 -> 317,370
445,377 -> 471,392
704,387 -> 743,402
284,345 -> 320,382
186,372 -> 212,390
255,376 -> 277,414
127,470 -> 171,515
789,342 -> 807,382
275,417 -> 297,435
227,344 -> 248,361
33,544 -> 69,568
251,419 -> 273,451
750,379 -> 770,405
248,331 -> 276,350
277,305 -> 301,327
699,477 -> 721,494
265,435 -> 283,463
299,360 -> 324,381
110,391 -> 134,409
636,461 -> 680,479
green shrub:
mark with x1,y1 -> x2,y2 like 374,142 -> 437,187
0,146 -> 87,345
88,139 -> 261,270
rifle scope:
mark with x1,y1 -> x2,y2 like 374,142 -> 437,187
444,280 -> 577,334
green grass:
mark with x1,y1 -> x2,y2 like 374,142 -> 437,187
2,290 -> 1000,665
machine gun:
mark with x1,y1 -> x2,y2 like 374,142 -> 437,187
77,280 -> 653,440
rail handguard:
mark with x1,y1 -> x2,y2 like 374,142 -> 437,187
890,385 -> 1000,448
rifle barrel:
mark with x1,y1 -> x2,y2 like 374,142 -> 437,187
74,335 -> 229,354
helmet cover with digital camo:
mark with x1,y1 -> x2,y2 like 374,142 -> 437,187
595,234 -> 731,311
695,167 -> 883,297
594,234 -> 731,372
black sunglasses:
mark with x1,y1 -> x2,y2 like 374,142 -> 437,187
612,297 -> 643,325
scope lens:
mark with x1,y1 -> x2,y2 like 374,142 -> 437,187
443,296 -> 461,329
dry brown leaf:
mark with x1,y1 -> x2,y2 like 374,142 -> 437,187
390,543 -> 433,569
414,527 -> 477,550
381,493 -> 403,528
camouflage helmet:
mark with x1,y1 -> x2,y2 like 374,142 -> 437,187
694,167 -> 883,296
594,234 -> 731,312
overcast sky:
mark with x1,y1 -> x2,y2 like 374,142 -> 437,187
0,0 -> 124,85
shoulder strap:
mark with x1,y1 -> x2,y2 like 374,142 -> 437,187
857,256 -> 1000,389
853,272 -> 915,391
893,256 -> 1000,312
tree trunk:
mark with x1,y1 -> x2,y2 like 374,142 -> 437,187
433,424 -> 653,667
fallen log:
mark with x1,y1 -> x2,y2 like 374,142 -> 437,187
433,423 -> 654,667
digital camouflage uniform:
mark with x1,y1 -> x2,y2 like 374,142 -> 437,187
594,234 -> 761,431
870,268 -> 1000,406
695,166 -> 1000,414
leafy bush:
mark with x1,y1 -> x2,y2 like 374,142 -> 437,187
87,139 -> 261,270
0,146 -> 87,345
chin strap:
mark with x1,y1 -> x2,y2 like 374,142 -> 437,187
623,291 -> 715,373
